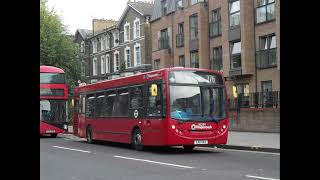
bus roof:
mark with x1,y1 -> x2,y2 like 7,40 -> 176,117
40,66 -> 65,73
76,67 -> 224,93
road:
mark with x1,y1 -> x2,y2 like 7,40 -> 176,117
40,134 -> 280,180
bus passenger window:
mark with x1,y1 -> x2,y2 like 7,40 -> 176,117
130,86 -> 143,109
147,83 -> 162,117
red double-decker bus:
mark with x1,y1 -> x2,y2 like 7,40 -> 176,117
73,67 -> 228,150
40,66 -> 68,137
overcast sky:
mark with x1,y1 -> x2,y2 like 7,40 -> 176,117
47,0 -> 128,35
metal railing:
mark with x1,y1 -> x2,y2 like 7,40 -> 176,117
158,36 -> 169,50
256,48 -> 277,69
229,91 -> 280,109
176,33 -> 184,47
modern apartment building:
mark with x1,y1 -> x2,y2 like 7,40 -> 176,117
150,0 -> 280,103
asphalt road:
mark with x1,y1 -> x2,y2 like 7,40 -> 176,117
40,134 -> 280,180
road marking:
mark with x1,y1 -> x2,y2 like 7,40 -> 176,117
245,175 -> 279,180
196,147 -> 280,155
113,155 -> 194,169
53,146 -> 91,153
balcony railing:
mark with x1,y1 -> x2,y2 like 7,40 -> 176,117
158,36 -> 169,50
256,48 -> 277,69
176,33 -> 184,47
210,58 -> 223,71
209,21 -> 221,38
229,91 -> 280,109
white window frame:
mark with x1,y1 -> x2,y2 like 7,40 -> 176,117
92,57 -> 97,76
134,43 -> 141,67
106,35 -> 110,49
80,41 -> 85,53
92,39 -> 97,53
101,55 -> 106,74
106,54 -> 110,73
124,22 -> 130,42
101,35 -> 106,51
114,50 -> 120,72
133,18 -> 140,39
113,31 -> 119,46
125,46 -> 131,68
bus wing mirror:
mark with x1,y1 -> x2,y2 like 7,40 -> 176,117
150,84 -> 158,96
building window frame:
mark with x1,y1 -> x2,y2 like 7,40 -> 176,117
210,8 -> 221,38
230,41 -> 242,69
114,51 -> 120,72
189,14 -> 198,41
229,0 -> 240,29
256,0 -> 275,24
92,39 -> 97,53
92,57 -> 98,76
124,22 -> 130,42
113,31 -> 119,46
106,54 -> 110,73
179,55 -> 185,67
154,59 -> 160,70
176,22 -> 184,47
101,55 -> 106,74
176,0 -> 184,10
134,43 -> 141,66
212,46 -> 223,71
125,46 -> 131,68
257,33 -> 277,69
133,18 -> 140,39
161,0 -> 168,16
190,50 -> 199,68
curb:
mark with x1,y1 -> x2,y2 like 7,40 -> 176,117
214,144 -> 280,153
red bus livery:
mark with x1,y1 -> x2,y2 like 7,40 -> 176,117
40,66 -> 68,137
73,67 -> 229,150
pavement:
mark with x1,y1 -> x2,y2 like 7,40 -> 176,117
66,125 -> 280,153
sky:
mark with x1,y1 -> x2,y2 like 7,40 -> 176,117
47,0 -> 129,35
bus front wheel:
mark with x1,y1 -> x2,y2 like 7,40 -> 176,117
132,128 -> 143,151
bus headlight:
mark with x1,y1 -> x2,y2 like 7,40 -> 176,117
222,125 -> 226,129
172,125 -> 176,129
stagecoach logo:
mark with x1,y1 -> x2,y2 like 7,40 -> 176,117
134,110 -> 139,118
191,123 -> 212,130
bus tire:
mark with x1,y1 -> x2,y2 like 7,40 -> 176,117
131,128 -> 143,151
50,133 -> 57,138
183,145 -> 195,151
86,126 -> 94,144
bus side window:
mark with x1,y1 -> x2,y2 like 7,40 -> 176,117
147,83 -> 162,117
86,94 -> 95,118
129,85 -> 144,118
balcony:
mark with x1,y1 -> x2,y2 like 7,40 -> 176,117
256,48 -> 277,69
209,22 -> 221,38
158,36 -> 169,50
176,33 -> 184,47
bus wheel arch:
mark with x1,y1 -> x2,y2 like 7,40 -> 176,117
131,126 -> 143,151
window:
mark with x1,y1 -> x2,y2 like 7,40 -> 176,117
147,83 -> 163,117
176,0 -> 183,9
104,90 -> 116,117
106,54 -> 110,73
230,41 -> 241,69
93,57 -> 98,75
124,22 -> 130,42
176,23 -> 184,47
101,35 -> 106,50
190,51 -> 199,68
159,28 -> 169,49
130,86 -> 144,109
85,94 -> 95,118
261,80 -> 272,107
114,51 -> 119,71
161,0 -> 168,16
125,47 -> 131,68
113,31 -> 119,46
134,44 -> 141,66
190,0 -> 205,5
179,55 -> 185,67
92,39 -> 97,53
256,0 -> 275,23
95,92 -> 105,117
115,88 -> 129,116
210,9 -> 221,37
236,84 -> 250,107
212,46 -> 222,71
134,18 -> 140,39
154,59 -> 160,70
40,73 -> 65,84
106,35 -> 110,49
229,0 -> 240,28
80,41 -> 85,53
190,14 -> 198,40
257,34 -> 277,68
101,55 -> 106,74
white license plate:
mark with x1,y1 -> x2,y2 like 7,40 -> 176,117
194,140 -> 208,145
46,130 -> 55,133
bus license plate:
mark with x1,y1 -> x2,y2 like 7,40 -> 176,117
46,130 -> 55,133
194,140 -> 208,145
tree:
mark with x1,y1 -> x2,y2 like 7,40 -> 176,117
40,0 -> 82,122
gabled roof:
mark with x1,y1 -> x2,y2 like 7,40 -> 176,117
76,29 -> 92,40
118,1 -> 154,26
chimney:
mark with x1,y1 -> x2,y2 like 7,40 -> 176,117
92,19 -> 117,35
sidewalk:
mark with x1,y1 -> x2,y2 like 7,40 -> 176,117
216,131 -> 280,153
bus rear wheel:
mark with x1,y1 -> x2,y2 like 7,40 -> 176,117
86,127 -> 94,144
183,145 -> 195,151
132,128 -> 143,151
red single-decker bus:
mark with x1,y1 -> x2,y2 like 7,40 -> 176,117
73,67 -> 229,150
40,66 -> 68,137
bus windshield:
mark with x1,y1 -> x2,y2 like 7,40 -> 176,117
40,73 -> 65,84
169,71 -> 226,122
40,99 -> 66,123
